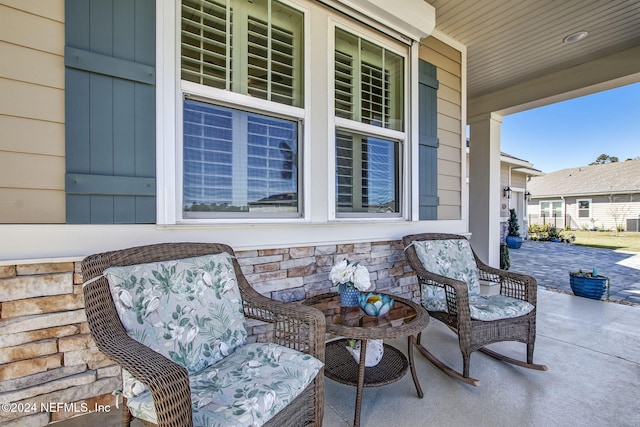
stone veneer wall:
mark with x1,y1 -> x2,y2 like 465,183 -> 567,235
0,240 -> 418,426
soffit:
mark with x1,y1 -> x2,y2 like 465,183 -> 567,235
425,0 -> 640,100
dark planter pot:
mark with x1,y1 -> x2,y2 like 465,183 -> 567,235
505,235 -> 523,249
569,274 -> 609,300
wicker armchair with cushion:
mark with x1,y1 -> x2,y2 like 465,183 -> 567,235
402,233 -> 547,386
82,243 -> 325,427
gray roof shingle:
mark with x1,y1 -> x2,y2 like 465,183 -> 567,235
528,159 -> 640,197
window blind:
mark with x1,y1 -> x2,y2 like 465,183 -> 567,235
361,61 -> 389,127
247,16 -> 297,105
181,0 -> 231,90
336,131 -> 399,213
181,0 -> 301,106
335,50 -> 354,120
336,131 -> 354,210
183,99 -> 298,216
334,28 -> 403,131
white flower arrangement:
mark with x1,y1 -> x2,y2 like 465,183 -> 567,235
329,259 -> 374,292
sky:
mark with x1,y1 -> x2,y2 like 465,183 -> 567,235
500,81 -> 640,174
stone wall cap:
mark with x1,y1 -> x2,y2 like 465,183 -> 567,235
0,257 -> 83,267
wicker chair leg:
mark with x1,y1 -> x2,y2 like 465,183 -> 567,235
462,353 -> 471,379
121,397 -> 131,427
527,342 -> 535,364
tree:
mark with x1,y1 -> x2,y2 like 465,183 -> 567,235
590,154 -> 619,165
508,208 -> 520,237
608,195 -> 631,234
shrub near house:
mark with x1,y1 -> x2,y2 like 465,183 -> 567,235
527,224 -> 567,242
506,209 -> 523,249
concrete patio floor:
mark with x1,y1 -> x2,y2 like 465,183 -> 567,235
322,289 -> 640,427
58,289 -> 640,427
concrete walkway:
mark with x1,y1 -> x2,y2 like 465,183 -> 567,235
509,240 -> 640,305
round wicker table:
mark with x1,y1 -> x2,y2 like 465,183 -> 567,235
304,292 -> 429,427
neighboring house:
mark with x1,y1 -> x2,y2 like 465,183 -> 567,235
527,159 -> 640,231
1,1 -> 639,425
467,143 -> 543,240
499,153 -> 543,240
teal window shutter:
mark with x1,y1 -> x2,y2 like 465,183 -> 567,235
64,0 -> 156,224
418,60 -> 439,220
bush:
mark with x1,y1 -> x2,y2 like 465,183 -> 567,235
500,244 -> 510,270
508,209 -> 520,237
527,224 -> 563,241
548,226 -> 563,240
528,224 -> 550,241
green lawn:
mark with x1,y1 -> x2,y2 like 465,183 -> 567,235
561,230 -> 640,252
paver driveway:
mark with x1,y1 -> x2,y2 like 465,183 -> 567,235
508,240 -> 640,305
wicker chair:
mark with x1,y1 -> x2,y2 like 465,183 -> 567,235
402,233 -> 547,386
82,242 -> 325,427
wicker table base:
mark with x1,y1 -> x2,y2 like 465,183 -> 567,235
325,339 -> 408,387
303,293 -> 429,427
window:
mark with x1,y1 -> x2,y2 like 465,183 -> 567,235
540,201 -> 562,218
180,0 -> 304,219
334,27 -> 406,217
152,0 -> 424,224
336,131 -> 400,213
181,0 -> 303,106
183,100 -> 299,217
577,199 -> 591,219
66,0 -> 436,226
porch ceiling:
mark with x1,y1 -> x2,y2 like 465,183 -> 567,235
425,0 -> 640,116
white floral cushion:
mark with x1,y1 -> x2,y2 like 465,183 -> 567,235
421,289 -> 534,321
126,342 -> 323,427
420,283 -> 449,313
467,295 -> 534,321
104,253 -> 248,378
412,239 -> 481,296
121,369 -> 146,399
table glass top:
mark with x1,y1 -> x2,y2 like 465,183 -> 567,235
305,293 -> 418,329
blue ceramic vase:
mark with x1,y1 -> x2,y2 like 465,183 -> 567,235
338,283 -> 360,307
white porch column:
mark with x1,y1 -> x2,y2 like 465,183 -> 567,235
468,113 -> 503,267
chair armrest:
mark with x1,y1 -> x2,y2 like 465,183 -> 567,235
83,280 -> 193,427
474,257 -> 537,305
413,264 -> 472,321
110,337 -> 192,427
233,262 -> 326,362
245,294 -> 326,361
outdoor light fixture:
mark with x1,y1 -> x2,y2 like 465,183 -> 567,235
525,191 -> 532,201
503,186 -> 512,199
563,31 -> 588,44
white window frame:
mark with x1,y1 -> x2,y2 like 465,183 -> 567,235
157,0 -> 311,225
540,200 -> 563,218
156,0 -> 415,225
328,17 -> 411,221
576,198 -> 592,219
